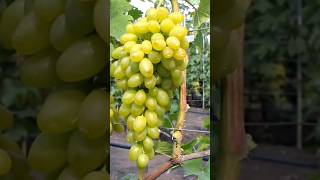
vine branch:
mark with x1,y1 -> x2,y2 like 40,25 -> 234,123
144,150 -> 210,180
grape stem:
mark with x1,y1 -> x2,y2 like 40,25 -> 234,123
144,150 -> 210,180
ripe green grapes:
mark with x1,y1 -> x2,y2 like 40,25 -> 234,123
111,6 -> 188,169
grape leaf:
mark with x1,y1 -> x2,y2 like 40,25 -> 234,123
110,0 -> 133,39
155,141 -> 172,156
128,7 -> 143,20
193,0 -> 210,28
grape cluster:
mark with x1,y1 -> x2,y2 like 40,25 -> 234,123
111,6 -> 189,169
0,0 -> 108,179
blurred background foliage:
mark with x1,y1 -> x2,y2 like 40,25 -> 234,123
245,0 -> 320,145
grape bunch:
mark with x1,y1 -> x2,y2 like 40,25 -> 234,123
0,0 -> 109,179
110,6 -> 189,169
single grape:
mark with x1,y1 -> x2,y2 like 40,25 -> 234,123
133,116 -> 147,133
137,154 -> 149,169
128,144 -> 142,161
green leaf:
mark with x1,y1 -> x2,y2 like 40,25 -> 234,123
128,7 -> 143,20
193,0 -> 210,28
194,31 -> 203,52
202,116 -> 210,130
155,141 -> 172,156
110,43 -> 114,58
110,0 -> 133,39
182,159 -> 203,176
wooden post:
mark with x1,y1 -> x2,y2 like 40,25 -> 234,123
218,26 -> 246,180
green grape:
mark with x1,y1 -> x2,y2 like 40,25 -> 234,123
145,110 -> 158,128
160,18 -> 174,33
78,89 -> 107,139
27,133 -> 69,172
137,154 -> 149,169
139,58 -> 153,78
127,73 -> 144,88
125,62 -> 139,77
50,14 -> 83,52
156,7 -> 168,21
156,89 -> 169,107
122,89 -> 136,105
126,131 -> 135,144
146,8 -> 157,21
112,46 -> 127,59
145,96 -> 157,111
131,103 -> 145,116
160,78 -> 172,90
155,104 -> 166,118
120,57 -> 130,69
68,131 -> 107,174
113,66 -> 125,79
161,58 -> 176,70
169,25 -> 187,40
148,20 -> 160,33
162,47 -> 174,58
147,127 -> 159,139
126,23 -> 135,33
119,104 -> 131,118
0,149 -> 11,175
94,0 -> 107,41
171,69 -> 183,86
12,12 -> 51,55
133,21 -> 148,34
143,136 -> 154,152
0,135 -> 20,153
124,41 -> 136,52
120,33 -> 137,44
168,12 -> 184,24
56,35 -> 106,82
37,89 -> 86,134
133,128 -> 147,141
148,51 -> 162,64
141,40 -> 152,54
0,105 -> 13,130
166,36 -> 180,50
128,144 -> 142,161
34,0 -> 65,22
144,75 -> 157,89
151,33 -> 164,42
135,90 -> 146,106
110,61 -> 119,76
152,38 -> 166,51
126,115 -> 135,130
180,38 -> 189,49
173,48 -> 187,61
116,79 -> 128,90
82,171 -> 109,180
149,87 -> 159,97
147,149 -> 155,160
65,0 -> 95,35
175,58 -> 188,70
19,49 -> 62,88
0,0 -> 25,49
156,64 -> 170,78
133,116 -> 146,133
57,166 -> 84,180
130,49 -> 144,62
